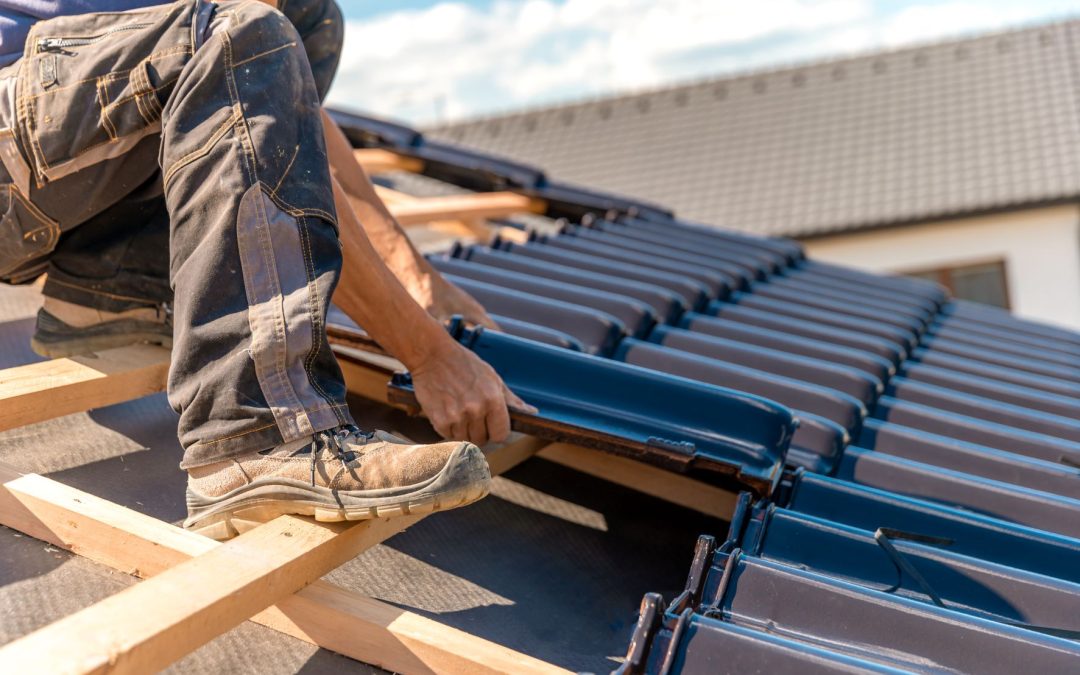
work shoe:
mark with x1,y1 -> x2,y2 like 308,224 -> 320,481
31,297 -> 173,358
183,426 -> 492,540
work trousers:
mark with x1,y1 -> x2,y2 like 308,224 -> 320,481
0,0 -> 356,467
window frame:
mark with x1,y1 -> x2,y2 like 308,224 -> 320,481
902,258 -> 1011,309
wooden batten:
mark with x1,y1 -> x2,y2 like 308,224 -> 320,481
334,344 -> 402,405
391,192 -> 546,227
374,184 -> 418,205
0,345 -> 169,433
537,443 -> 738,520
0,434 -> 560,675
0,511 -> 399,674
353,148 -> 425,175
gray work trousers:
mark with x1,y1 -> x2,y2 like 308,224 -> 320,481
0,0 -> 356,467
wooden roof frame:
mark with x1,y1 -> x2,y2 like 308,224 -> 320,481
0,149 -> 735,674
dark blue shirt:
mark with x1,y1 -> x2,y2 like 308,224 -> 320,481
0,1 -> 166,66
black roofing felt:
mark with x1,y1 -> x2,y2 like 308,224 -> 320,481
325,113 -> 1080,672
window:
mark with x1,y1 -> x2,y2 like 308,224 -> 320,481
905,260 -> 1010,309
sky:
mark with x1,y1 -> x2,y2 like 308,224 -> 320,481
326,0 -> 1077,126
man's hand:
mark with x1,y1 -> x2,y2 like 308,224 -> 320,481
409,338 -> 536,445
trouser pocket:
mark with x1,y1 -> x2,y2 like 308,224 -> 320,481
0,183 -> 60,281
18,3 -> 194,186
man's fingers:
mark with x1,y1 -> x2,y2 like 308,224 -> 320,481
430,415 -> 454,440
503,384 -> 538,415
437,401 -> 468,441
447,418 -> 468,442
486,403 -> 511,444
466,413 -> 490,446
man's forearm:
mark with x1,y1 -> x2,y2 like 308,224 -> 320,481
328,175 -> 452,371
320,108 -> 496,328
321,109 -> 436,299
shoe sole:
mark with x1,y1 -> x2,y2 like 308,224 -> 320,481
31,332 -> 173,359
183,443 -> 491,541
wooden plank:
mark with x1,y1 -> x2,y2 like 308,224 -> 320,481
496,225 -> 531,244
374,185 -> 496,247
429,218 -> 490,241
0,437 -> 560,675
334,345 -> 401,404
0,511 -> 423,674
408,225 -> 475,255
537,443 -> 738,520
354,148 -> 425,175
391,193 -> 546,227
485,435 -> 550,475
0,345 -> 169,433
374,184 -> 418,205
255,579 -> 562,675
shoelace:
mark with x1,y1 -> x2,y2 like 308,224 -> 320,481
308,425 -> 373,486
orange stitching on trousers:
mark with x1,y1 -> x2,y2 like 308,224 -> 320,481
45,120 -> 159,168
20,46 -> 191,101
162,108 -> 240,189
230,41 -> 297,69
271,144 -> 300,194
196,422 -> 277,446
264,190 -> 338,229
195,402 -> 351,447
97,78 -> 118,140
295,216 -> 339,415
44,277 -> 159,304
104,73 -> 181,110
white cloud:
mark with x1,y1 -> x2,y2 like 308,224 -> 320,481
879,3 -> 1044,45
324,0 -> 1068,125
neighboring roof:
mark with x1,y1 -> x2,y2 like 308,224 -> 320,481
426,20 -> 1080,238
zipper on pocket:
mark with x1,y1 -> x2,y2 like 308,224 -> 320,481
37,23 -> 153,52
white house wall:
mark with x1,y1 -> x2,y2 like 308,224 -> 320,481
800,205 -> 1080,330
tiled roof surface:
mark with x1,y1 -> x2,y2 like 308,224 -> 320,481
426,21 -> 1080,237
332,109 -> 1080,670
412,221 -> 1080,672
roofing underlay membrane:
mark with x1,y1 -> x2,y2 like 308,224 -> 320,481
328,109 -> 1080,674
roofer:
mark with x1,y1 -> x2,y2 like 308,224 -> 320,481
0,0 -> 533,540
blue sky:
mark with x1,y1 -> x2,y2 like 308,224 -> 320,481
325,0 -> 1077,125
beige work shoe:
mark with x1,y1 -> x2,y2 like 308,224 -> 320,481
183,427 -> 492,540
31,296 -> 172,358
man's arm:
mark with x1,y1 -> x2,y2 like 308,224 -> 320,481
330,175 -> 532,445
321,109 -> 496,329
